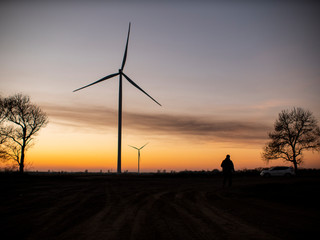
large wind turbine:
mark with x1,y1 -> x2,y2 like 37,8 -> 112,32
129,143 -> 148,173
73,23 -> 161,173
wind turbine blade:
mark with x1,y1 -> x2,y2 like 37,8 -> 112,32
139,142 -> 149,150
128,145 -> 139,150
73,73 -> 119,92
122,73 -> 162,106
121,22 -> 131,71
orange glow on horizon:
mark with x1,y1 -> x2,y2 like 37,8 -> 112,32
26,124 -> 320,172
19,100 -> 318,172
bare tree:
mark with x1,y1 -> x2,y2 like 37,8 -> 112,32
0,94 -> 48,173
262,107 -> 320,173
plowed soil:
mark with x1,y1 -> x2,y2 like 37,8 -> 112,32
1,174 -> 319,240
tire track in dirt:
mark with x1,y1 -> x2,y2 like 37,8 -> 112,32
128,191 -> 171,240
58,183 -> 281,240
60,183 -> 171,240
211,187 -> 319,239
30,181 -> 108,240
150,190 -> 278,240
194,191 -> 281,240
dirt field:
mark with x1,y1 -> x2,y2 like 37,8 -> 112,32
1,173 -> 319,240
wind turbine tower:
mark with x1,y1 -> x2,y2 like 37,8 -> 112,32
73,23 -> 161,173
129,143 -> 148,173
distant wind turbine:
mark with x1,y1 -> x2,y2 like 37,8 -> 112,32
129,143 -> 148,173
73,23 -> 161,173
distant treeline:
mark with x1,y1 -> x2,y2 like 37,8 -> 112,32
1,168 -> 320,177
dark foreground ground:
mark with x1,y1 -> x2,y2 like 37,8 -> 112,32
1,172 -> 319,240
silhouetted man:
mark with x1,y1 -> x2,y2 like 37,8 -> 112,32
221,154 -> 235,187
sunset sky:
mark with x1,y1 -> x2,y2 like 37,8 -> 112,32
1,0 -> 319,172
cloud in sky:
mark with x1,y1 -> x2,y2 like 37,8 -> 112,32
43,103 -> 270,144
